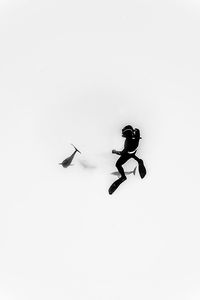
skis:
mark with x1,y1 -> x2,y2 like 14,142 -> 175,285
108,163 -> 146,195
108,177 -> 126,195
138,160 -> 146,179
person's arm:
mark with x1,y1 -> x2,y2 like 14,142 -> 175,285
112,149 -> 122,155
112,141 -> 128,155
120,140 -> 129,154
112,139 -> 137,155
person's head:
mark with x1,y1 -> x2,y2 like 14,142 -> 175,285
122,125 -> 134,138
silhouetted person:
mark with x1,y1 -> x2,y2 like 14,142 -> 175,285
112,125 -> 146,180
59,144 -> 81,168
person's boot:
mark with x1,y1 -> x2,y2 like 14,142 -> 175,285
138,160 -> 146,178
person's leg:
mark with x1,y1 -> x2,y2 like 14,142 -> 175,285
115,154 -> 130,179
132,154 -> 146,178
132,153 -> 142,164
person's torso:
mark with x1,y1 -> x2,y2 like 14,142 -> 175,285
124,138 -> 139,152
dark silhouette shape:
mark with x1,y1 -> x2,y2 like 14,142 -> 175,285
133,166 -> 137,175
137,159 -> 146,178
59,144 -> 81,168
109,177 -> 126,195
109,125 -> 146,194
110,167 -> 137,177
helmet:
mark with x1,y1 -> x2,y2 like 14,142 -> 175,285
122,125 -> 134,137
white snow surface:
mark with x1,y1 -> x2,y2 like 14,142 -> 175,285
0,1 -> 200,299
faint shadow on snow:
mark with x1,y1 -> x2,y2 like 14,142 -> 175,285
110,166 -> 137,177
78,159 -> 97,170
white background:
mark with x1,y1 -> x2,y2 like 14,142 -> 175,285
0,0 -> 200,299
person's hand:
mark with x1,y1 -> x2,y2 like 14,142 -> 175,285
112,150 -> 121,155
